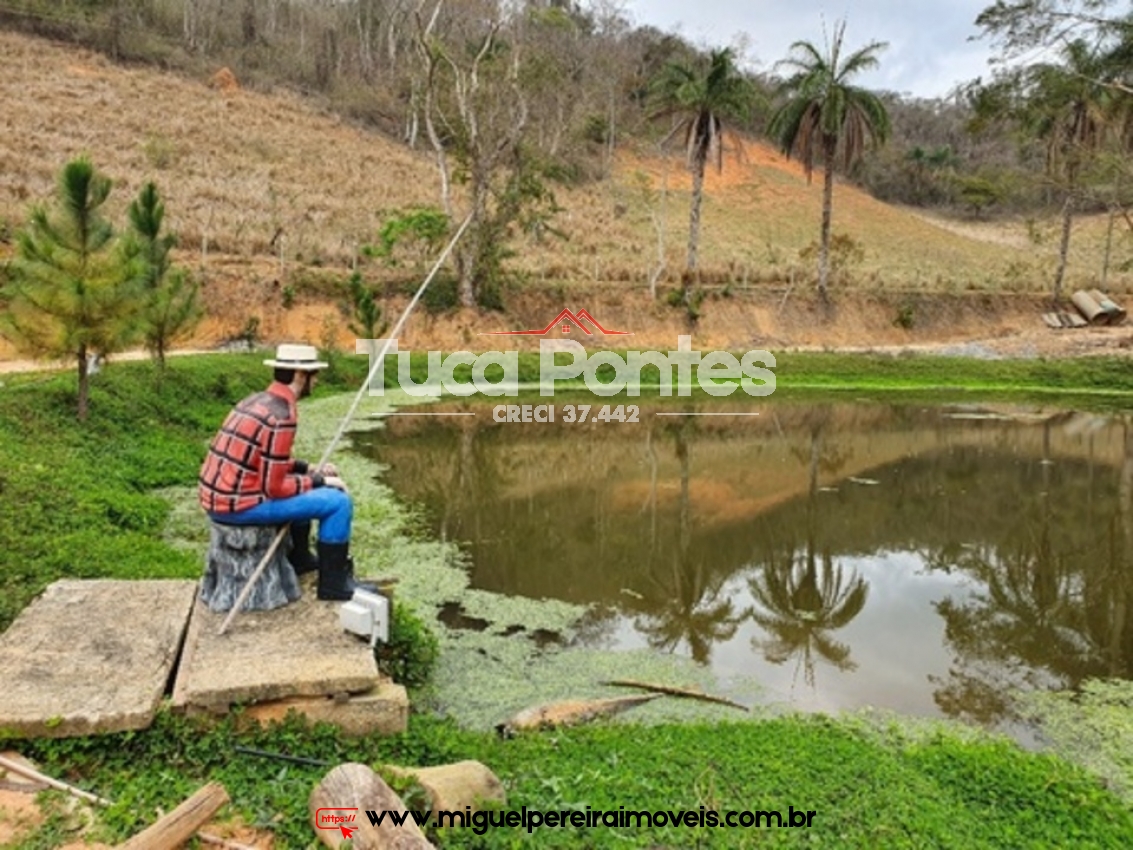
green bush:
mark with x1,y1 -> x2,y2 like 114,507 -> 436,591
412,274 -> 460,314
375,600 -> 439,690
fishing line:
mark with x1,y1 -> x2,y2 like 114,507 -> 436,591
218,212 -> 473,635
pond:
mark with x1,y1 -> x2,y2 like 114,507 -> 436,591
357,399 -> 1133,733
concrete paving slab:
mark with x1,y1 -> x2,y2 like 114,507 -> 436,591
0,580 -> 198,738
172,588 -> 380,710
238,681 -> 408,735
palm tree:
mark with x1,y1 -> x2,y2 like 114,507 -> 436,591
650,48 -> 755,304
1023,40 -> 1118,301
768,21 -> 889,301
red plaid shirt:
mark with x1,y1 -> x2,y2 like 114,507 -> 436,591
198,382 -> 320,513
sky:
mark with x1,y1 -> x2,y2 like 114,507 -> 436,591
623,0 -> 1001,99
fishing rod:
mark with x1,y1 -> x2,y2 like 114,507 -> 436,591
217,212 -> 473,636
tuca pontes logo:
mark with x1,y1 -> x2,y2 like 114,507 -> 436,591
357,308 -> 775,398
484,307 -> 632,336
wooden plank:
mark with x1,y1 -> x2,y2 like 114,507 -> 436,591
0,580 -> 197,738
117,783 -> 229,850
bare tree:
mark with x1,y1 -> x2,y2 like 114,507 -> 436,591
416,0 -> 534,308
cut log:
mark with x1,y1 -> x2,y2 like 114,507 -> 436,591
117,782 -> 229,850
1071,290 -> 1109,325
384,761 -> 506,813
1089,289 -> 1127,324
600,679 -> 750,711
200,523 -> 301,613
310,763 -> 433,849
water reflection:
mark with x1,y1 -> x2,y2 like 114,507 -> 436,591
354,401 -> 1133,729
749,415 -> 868,687
634,423 -> 746,664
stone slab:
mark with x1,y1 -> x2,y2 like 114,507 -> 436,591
237,681 -> 409,735
0,580 -> 198,738
172,586 -> 380,710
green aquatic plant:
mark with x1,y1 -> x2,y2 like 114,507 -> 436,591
1016,679 -> 1133,802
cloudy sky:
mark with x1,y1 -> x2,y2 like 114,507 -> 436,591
623,0 -> 1001,99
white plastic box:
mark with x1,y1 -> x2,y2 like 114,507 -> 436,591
339,589 -> 390,647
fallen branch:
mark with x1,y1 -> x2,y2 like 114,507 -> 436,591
118,782 -> 229,850
0,755 -> 246,850
0,753 -> 111,806
600,680 -> 749,711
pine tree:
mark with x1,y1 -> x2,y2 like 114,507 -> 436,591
122,181 -> 202,369
0,158 -> 139,419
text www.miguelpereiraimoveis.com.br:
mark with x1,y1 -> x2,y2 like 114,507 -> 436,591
358,805 -> 817,835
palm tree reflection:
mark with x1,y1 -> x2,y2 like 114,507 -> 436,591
930,417 -> 1128,724
634,421 -> 747,664
748,416 -> 869,687
749,552 -> 869,687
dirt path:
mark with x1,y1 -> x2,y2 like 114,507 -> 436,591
6,328 -> 1133,376
0,348 -> 220,375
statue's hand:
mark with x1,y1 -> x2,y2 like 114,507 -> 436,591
324,475 -> 349,494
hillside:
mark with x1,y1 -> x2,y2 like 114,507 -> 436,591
2,29 -> 1132,357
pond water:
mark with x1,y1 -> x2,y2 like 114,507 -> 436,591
357,399 -> 1133,732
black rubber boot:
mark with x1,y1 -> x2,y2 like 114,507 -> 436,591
287,521 -> 320,576
316,541 -> 378,601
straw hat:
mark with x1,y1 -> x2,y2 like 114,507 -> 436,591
263,343 -> 329,370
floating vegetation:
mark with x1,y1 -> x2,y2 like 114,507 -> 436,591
162,390 -> 765,730
1015,679 -> 1133,802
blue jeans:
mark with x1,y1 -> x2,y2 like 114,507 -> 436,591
209,488 -> 353,544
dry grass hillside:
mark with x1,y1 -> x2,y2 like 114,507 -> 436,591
2,28 -> 1133,356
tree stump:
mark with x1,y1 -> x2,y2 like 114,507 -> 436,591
385,761 -> 505,813
310,763 -> 434,849
199,523 -> 301,613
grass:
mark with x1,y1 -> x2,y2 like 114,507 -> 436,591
354,347 -> 1133,409
0,353 -> 359,630
16,710 -> 1133,848
4,352 -> 1133,847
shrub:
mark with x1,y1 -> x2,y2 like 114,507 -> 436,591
375,601 -> 439,690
